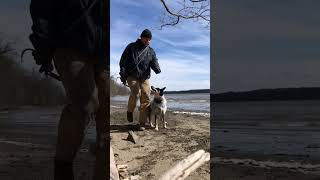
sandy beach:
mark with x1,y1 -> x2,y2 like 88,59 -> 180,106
0,105 -> 210,180
110,106 -> 210,180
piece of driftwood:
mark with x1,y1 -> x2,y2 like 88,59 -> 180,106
126,130 -> 140,144
117,164 -> 129,179
130,175 -> 141,180
110,146 -> 120,180
158,149 -> 210,180
117,164 -> 129,171
117,164 -> 141,180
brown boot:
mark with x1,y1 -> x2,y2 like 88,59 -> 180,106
137,122 -> 146,131
127,111 -> 133,122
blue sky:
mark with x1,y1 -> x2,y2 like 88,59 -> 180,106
2,1 -> 320,93
110,0 -> 210,91
0,0 -> 210,91
0,0 -> 34,69
214,0 -> 320,93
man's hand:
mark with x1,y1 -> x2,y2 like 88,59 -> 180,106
31,49 -> 54,73
120,76 -> 127,85
119,70 -> 127,85
39,61 -> 54,73
32,49 -> 52,65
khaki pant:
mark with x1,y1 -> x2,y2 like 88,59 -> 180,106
53,49 -> 109,180
127,76 -> 151,123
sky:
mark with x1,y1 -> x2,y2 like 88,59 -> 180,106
0,0 -> 34,69
0,0 -> 210,91
2,1 -> 320,93
110,0 -> 210,91
213,0 -> 320,93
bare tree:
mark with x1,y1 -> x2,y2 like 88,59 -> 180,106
159,0 -> 210,29
0,39 -> 13,56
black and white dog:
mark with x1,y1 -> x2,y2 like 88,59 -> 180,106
149,86 -> 167,131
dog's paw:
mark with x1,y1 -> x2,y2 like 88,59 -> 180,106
150,123 -> 155,128
164,122 -> 168,129
155,127 -> 159,131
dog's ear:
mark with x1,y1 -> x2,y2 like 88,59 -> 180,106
162,87 -> 166,91
151,86 -> 156,91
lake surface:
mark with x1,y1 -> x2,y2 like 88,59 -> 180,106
111,93 -> 210,113
213,100 -> 320,165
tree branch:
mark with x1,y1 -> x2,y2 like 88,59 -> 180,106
159,0 -> 210,29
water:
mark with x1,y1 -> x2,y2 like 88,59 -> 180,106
213,100 -> 320,163
111,93 -> 210,113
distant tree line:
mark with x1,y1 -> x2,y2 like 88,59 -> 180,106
166,89 -> 210,94
0,41 -> 65,107
110,75 -> 129,96
213,88 -> 320,102
0,39 -> 129,108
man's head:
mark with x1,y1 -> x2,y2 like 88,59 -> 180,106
140,29 -> 152,46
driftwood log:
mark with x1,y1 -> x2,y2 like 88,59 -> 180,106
111,148 -> 209,180
110,146 -> 120,180
126,131 -> 141,144
158,149 -> 210,180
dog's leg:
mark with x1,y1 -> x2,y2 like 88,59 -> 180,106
149,112 -> 154,127
155,115 -> 159,131
150,117 -> 154,128
162,113 -> 167,129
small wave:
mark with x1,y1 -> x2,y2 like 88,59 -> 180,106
212,157 -> 320,175
110,105 -> 122,109
191,100 -> 208,103
287,122 -> 309,127
0,111 -> 9,114
172,111 -> 210,118
0,139 -> 41,147
259,122 -> 320,127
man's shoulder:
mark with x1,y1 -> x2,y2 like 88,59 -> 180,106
123,42 -> 136,52
148,46 -> 156,54
127,42 -> 135,47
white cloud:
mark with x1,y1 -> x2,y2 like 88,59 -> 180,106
110,52 -> 210,91
158,33 -> 210,48
111,1 -> 143,7
122,57 -> 209,91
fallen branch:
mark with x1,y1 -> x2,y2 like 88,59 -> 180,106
110,146 -> 120,180
158,149 -> 210,180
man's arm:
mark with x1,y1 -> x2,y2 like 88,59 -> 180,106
29,0 -> 57,70
119,44 -> 130,84
150,49 -> 161,74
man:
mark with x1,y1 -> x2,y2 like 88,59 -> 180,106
29,0 -> 112,179
119,29 -> 161,130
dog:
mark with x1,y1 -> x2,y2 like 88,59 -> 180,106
149,86 -> 167,131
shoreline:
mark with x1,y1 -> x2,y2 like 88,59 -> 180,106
110,103 -> 210,118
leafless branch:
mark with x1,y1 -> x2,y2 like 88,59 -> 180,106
159,0 -> 210,29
